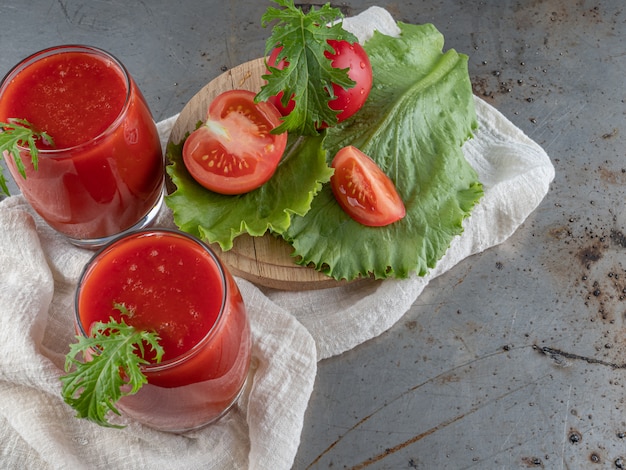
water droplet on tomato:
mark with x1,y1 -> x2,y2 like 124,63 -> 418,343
360,61 -> 366,69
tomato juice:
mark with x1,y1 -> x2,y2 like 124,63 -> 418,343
75,229 -> 251,432
0,45 -> 164,246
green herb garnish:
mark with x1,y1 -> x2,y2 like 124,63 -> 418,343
256,0 -> 358,135
0,118 -> 54,196
60,303 -> 164,428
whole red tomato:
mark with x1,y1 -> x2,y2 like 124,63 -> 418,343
267,40 -> 373,124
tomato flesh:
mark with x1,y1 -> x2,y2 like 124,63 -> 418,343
267,40 -> 372,124
182,90 -> 287,195
330,146 -> 406,227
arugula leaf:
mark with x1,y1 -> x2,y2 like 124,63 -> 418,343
282,22 -> 484,280
0,118 -> 54,196
166,131 -> 333,251
256,0 -> 358,135
60,310 -> 164,428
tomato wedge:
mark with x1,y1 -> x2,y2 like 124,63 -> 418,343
330,146 -> 406,227
182,90 -> 287,195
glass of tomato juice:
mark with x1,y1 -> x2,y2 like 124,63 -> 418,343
74,229 -> 252,432
0,45 -> 164,248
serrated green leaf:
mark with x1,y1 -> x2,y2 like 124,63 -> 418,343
0,118 -> 53,195
60,316 -> 163,428
256,0 -> 358,135
281,22 -> 484,280
165,132 -> 333,251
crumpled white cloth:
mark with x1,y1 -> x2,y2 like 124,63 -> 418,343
0,7 -> 554,470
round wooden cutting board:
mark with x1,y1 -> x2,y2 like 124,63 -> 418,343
167,59 -> 350,291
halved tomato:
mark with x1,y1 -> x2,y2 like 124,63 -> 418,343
182,90 -> 287,195
330,146 -> 406,227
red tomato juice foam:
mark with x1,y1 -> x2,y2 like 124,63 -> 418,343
78,232 -> 221,362
0,51 -> 127,149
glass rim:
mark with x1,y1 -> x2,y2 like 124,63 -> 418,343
0,44 -> 133,156
74,228 -> 230,371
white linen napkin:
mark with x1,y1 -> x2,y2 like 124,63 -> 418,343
0,7 -> 554,469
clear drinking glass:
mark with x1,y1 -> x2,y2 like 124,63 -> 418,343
0,45 -> 164,248
74,229 -> 251,432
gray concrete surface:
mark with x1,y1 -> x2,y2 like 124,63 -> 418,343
2,1 -> 626,468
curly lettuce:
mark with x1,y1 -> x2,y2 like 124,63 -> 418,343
282,22 -> 483,280
165,133 -> 332,251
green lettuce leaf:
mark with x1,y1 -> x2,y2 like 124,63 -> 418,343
165,132 -> 333,251
281,22 -> 484,280
166,21 -> 483,282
